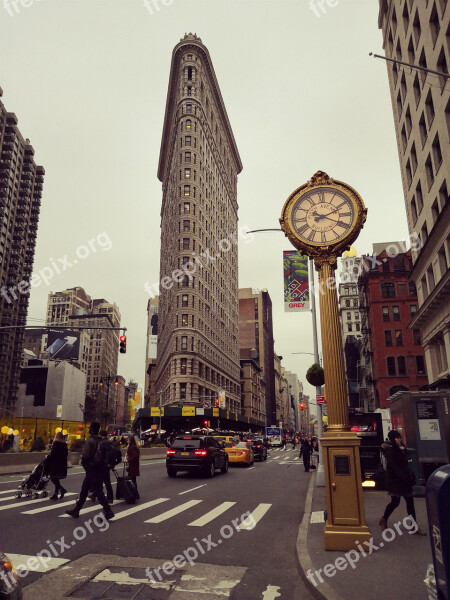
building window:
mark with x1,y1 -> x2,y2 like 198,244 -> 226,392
187,67 -> 193,80
181,314 -> 188,326
348,323 -> 353,332
381,282 -> 396,298
185,168 -> 191,178
392,305 -> 400,321
346,312 -> 351,320
387,357 -> 396,376
183,220 -> 190,232
184,185 -> 190,196
185,152 -> 191,163
186,104 -> 192,114
345,299 -> 350,307
382,306 -> 390,321
432,133 -> 443,171
395,330 -> 403,346
413,329 -> 421,345
181,336 -> 188,350
180,358 -> 187,375
182,275 -> 189,287
397,356 -> 406,375
408,282 -> 417,295
180,383 -> 187,400
410,304 -> 417,317
185,119 -> 192,130
416,355 -> 425,375
183,202 -> 190,214
185,136 -> 191,146
181,294 -> 188,307
385,331 -> 393,346
355,323 -> 360,332
182,238 -> 190,250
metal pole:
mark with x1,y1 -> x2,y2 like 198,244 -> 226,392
310,258 -> 325,487
159,390 -> 162,441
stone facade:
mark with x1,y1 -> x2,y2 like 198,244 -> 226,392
155,35 -> 242,414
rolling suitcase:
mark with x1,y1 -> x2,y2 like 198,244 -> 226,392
114,464 -> 139,504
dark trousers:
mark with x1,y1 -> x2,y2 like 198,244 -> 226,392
77,468 -> 109,510
131,476 -> 138,495
383,495 -> 417,522
50,477 -> 66,493
101,468 -> 114,502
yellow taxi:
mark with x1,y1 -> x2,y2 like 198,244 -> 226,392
212,435 -> 238,445
223,442 -> 254,466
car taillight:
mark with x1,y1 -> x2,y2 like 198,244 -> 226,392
239,451 -> 247,456
194,450 -> 208,456
256,445 -> 261,448
166,449 -> 176,455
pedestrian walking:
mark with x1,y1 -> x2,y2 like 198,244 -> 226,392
379,429 -> 426,535
46,431 -> 68,500
299,439 -> 312,472
88,430 -> 117,504
126,435 -> 140,499
292,437 -> 296,450
66,422 -> 114,520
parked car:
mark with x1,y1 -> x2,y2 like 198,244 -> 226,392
0,553 -> 22,600
249,438 -> 268,461
223,442 -> 254,466
166,435 -> 229,478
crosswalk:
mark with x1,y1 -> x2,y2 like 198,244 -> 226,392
0,487 -> 271,531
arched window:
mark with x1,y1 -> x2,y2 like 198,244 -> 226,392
186,119 -> 192,130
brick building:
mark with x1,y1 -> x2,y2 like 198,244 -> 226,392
359,242 -> 428,409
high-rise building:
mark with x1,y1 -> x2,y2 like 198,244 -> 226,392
155,34 -> 242,413
46,288 -> 121,411
378,1 -> 450,388
239,288 -> 276,425
0,89 -> 44,417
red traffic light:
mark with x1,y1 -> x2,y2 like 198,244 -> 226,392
119,335 -> 127,354
299,403 -> 306,411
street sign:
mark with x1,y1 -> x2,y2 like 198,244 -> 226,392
203,399 -> 211,408
316,394 -> 325,404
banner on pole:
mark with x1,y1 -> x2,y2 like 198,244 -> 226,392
283,251 -> 310,312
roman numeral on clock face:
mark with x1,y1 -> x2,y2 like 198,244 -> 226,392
336,220 -> 348,229
320,231 -> 327,243
298,224 -> 309,234
340,212 -> 352,217
294,216 -> 307,223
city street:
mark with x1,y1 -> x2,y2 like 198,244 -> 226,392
1,448 -> 315,599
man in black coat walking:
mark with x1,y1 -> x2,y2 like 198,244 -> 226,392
66,422 -> 114,520
379,429 -> 426,535
299,439 -> 312,472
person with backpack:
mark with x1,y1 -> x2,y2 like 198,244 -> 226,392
66,422 -> 114,520
88,430 -> 122,504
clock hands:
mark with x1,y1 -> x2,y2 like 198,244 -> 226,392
312,208 -> 339,221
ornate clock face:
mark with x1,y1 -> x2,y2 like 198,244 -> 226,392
290,187 -> 355,246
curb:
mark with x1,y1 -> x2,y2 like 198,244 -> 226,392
296,471 -> 347,600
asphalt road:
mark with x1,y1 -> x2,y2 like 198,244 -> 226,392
1,447 -> 316,599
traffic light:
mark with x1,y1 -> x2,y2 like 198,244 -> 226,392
299,402 -> 306,411
203,420 -> 210,427
114,376 -> 119,386
119,335 -> 127,354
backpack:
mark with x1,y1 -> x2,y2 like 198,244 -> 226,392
96,439 -> 122,468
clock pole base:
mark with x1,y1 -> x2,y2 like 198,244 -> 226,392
324,523 -> 372,551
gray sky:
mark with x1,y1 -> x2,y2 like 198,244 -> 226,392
0,0 -> 409,406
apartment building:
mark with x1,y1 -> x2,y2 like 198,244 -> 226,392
0,89 -> 44,417
378,0 -> 450,387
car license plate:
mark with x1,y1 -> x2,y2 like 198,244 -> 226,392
181,452 -> 189,456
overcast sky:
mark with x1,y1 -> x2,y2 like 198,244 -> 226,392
0,0 -> 410,408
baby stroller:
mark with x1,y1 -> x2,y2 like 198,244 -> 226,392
16,458 -> 50,499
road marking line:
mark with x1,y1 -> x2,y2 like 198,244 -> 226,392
0,495 -> 17,503
273,456 -> 280,460
111,498 -> 169,520
59,499 -> 126,517
0,489 -> 17,495
22,498 -> 80,514
188,502 -> 236,527
4,554 -> 69,572
144,500 -> 202,523
0,493 -> 76,511
179,484 -> 207,495
238,503 -> 271,530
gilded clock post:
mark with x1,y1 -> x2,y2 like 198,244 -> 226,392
280,171 -> 371,551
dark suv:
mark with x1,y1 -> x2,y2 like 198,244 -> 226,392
166,435 -> 229,478
249,438 -> 268,461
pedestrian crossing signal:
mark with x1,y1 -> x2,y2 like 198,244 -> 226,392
119,335 -> 127,353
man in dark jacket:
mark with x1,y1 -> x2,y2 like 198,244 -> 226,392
66,422 -> 114,520
379,429 -> 426,535
299,439 -> 312,472
89,430 -> 117,504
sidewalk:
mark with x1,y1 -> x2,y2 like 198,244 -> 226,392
297,470 -> 433,600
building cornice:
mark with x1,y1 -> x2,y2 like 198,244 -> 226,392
409,268 -> 450,330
